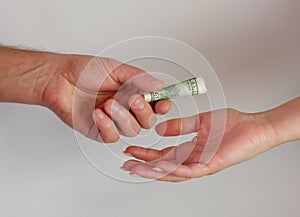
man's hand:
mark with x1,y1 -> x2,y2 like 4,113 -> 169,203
43,54 -> 172,142
0,47 -> 171,142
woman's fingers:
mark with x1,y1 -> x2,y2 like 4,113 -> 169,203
129,164 -> 188,182
154,161 -> 210,179
121,159 -> 143,171
122,145 -> 210,182
123,160 -> 211,182
155,114 -> 201,136
122,143 -> 212,182
124,146 -> 176,162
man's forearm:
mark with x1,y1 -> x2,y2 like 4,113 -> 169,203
0,46 -> 58,105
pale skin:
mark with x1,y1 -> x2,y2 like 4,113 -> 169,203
122,97 -> 300,182
0,46 -> 171,142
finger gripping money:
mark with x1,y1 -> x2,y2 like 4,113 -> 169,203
142,77 -> 207,102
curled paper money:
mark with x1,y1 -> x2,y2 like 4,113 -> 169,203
142,77 -> 207,102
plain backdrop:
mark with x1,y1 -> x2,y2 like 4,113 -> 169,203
1,0 -> 300,217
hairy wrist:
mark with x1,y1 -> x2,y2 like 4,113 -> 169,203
0,47 -> 61,105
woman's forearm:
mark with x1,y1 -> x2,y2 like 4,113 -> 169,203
0,46 -> 58,105
264,97 -> 300,146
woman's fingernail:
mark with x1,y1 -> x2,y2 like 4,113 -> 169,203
130,173 -> 140,177
133,97 -> 144,109
123,151 -> 133,157
153,167 -> 163,172
120,166 -> 129,171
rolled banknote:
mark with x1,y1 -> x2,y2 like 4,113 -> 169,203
142,76 -> 207,102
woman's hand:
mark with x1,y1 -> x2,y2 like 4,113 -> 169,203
122,108 -> 278,182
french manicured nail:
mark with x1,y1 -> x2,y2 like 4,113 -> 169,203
120,166 -> 129,171
153,167 -> 163,172
123,151 -> 133,157
130,173 -> 140,177
133,97 -> 144,109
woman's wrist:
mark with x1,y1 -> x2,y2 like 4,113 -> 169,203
0,47 -> 61,105
259,97 -> 300,147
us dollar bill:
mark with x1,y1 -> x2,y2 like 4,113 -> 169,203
142,77 -> 207,102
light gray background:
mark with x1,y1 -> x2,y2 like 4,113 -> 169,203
1,0 -> 300,217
